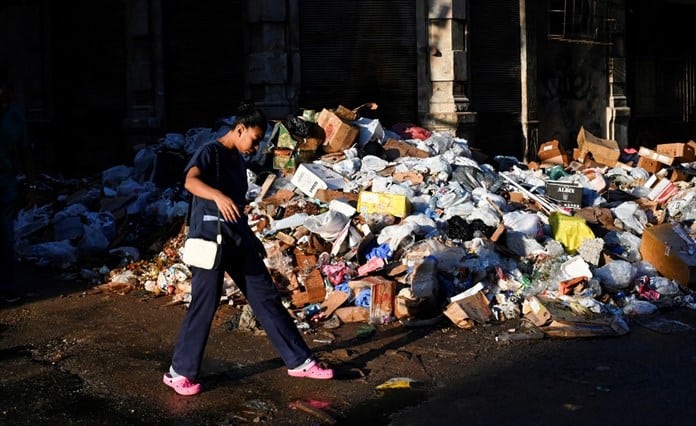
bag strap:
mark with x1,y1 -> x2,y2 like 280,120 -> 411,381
186,143 -> 223,244
213,145 -> 222,244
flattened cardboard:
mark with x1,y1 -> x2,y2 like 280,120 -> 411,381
383,138 -> 430,161
313,188 -> 359,204
320,290 -> 350,318
334,306 -> 370,323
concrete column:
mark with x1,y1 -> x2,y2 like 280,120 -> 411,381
419,0 -> 476,133
124,0 -> 164,148
605,2 -> 629,148
245,0 -> 294,120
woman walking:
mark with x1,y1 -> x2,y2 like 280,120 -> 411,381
164,103 -> 333,396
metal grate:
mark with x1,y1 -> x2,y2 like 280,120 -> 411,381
547,0 -> 618,45
676,59 -> 696,123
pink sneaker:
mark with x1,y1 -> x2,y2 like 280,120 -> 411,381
163,373 -> 201,396
287,361 -> 334,380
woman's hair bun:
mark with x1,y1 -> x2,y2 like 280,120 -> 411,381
237,101 -> 255,115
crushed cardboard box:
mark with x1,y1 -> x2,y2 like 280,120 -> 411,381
317,108 -> 360,153
576,127 -> 620,167
640,223 -> 696,288
444,288 -> 492,329
525,297 -> 630,338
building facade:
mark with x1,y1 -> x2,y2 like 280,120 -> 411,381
1,0 -> 695,175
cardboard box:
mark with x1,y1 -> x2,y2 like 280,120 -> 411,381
537,140 -> 569,165
444,291 -> 492,329
638,146 -> 675,166
656,142 -> 696,162
522,296 -> 552,326
333,102 -> 378,121
545,180 -> 583,209
637,156 -> 663,173
357,191 -> 411,218
640,223 -> 696,288
688,140 -> 696,152
317,109 -> 359,153
368,276 -> 395,324
576,127 -> 620,166
290,163 -> 346,197
643,175 -> 679,203
290,269 -> 326,307
670,168 -> 689,182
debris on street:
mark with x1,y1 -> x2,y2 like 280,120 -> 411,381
14,104 -> 696,341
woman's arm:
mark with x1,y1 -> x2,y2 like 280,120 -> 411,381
185,166 -> 242,222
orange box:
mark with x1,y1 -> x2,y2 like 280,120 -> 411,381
638,146 -> 675,166
640,224 -> 696,288
538,140 -> 569,165
656,142 -> 696,162
637,156 -> 663,173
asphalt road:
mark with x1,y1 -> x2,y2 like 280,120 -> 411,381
2,263 -> 696,425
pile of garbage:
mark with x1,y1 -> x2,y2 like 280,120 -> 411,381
16,104 -> 696,338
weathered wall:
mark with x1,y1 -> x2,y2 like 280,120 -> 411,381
536,42 -> 608,151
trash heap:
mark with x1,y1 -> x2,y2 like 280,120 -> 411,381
16,104 -> 696,338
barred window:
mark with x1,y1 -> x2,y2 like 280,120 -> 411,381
548,0 -> 617,45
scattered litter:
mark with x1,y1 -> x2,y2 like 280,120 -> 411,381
13,104 -> 696,347
376,377 -> 421,390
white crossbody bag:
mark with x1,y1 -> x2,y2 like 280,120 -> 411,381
182,146 -> 223,269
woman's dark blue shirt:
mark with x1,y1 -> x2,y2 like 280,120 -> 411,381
184,141 -> 249,243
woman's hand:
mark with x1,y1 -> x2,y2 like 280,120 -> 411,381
185,166 -> 242,222
213,193 -> 241,223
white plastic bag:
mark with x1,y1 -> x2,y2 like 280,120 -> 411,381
594,260 -> 637,289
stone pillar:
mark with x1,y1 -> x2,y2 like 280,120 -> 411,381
605,2 -> 629,148
124,0 -> 165,148
419,0 -> 476,134
245,0 -> 295,120
606,57 -> 630,148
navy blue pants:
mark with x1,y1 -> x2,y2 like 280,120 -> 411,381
171,234 -> 312,380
